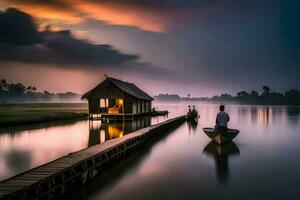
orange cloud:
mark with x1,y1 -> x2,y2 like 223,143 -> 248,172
2,0 -> 82,25
1,0 -> 220,33
74,2 -> 172,32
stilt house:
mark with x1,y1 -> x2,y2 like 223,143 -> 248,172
82,76 -> 153,117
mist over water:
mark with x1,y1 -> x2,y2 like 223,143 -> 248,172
0,102 -> 299,200
84,102 -> 300,200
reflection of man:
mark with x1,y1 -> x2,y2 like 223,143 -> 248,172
215,105 -> 230,131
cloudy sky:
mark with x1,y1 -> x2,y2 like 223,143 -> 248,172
0,0 -> 299,96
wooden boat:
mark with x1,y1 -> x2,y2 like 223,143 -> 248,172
202,128 -> 239,145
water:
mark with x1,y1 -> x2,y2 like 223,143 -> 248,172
1,103 -> 300,200
0,112 -> 167,181
80,102 -> 299,200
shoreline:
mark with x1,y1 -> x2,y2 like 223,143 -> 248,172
0,113 -> 88,129
0,103 -> 88,129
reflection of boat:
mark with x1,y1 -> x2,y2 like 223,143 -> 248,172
202,128 -> 239,145
186,114 -> 200,123
203,141 -> 240,156
203,141 -> 240,184
187,119 -> 198,134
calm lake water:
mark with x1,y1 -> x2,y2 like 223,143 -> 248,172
1,102 -> 300,200
0,109 -> 167,181
83,102 -> 300,200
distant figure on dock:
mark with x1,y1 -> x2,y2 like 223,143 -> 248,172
187,105 -> 192,117
188,105 -> 192,116
187,105 -> 199,121
191,106 -> 198,118
215,105 -> 230,131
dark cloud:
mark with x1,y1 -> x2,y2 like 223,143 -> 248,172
1,1 -> 299,95
0,8 -> 138,66
0,8 -> 41,45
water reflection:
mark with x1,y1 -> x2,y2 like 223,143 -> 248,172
88,117 -> 151,147
250,106 -> 258,123
243,106 -> 300,127
0,119 -> 82,134
83,103 -> 300,200
187,120 -> 198,134
203,141 -> 240,184
286,106 -> 300,125
5,149 -> 31,175
258,107 -> 270,126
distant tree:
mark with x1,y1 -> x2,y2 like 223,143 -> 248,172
187,94 -> 191,98
285,89 -> 300,104
0,79 -> 8,94
8,83 -> 26,96
249,90 -> 260,102
219,93 -> 232,101
26,86 -> 37,97
0,79 -> 82,102
204,86 -> 299,105
285,89 -> 300,97
211,95 -> 220,101
262,85 -> 270,96
237,91 -> 249,98
1,79 -> 7,86
251,90 -> 259,97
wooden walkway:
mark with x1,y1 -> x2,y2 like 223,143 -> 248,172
0,115 -> 186,200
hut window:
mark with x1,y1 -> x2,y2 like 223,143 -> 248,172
100,99 -> 106,108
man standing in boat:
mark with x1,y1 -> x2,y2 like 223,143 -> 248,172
215,105 -> 230,131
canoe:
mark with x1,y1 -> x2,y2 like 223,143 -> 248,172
202,128 -> 239,145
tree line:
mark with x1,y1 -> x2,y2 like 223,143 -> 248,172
208,86 -> 300,105
0,79 -> 81,103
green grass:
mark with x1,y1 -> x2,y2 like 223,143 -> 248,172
0,103 -> 89,128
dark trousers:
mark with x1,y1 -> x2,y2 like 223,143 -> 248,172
215,125 -> 228,131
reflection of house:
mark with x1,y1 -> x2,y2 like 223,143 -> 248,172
88,117 -> 151,146
82,76 -> 153,119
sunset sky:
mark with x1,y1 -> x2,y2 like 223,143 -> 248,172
0,0 -> 299,96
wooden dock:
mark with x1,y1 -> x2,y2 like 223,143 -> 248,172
0,115 -> 186,200
89,110 -> 169,121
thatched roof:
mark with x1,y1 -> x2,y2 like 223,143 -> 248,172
82,76 -> 153,101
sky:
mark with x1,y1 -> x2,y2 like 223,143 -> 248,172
0,0 -> 299,97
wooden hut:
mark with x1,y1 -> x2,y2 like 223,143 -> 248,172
82,76 -> 153,119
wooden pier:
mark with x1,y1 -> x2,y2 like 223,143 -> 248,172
89,110 -> 169,121
0,115 -> 186,200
